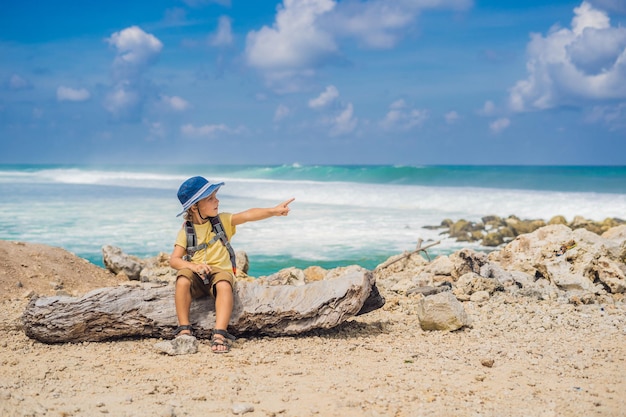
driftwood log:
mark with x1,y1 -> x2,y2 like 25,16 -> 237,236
22,269 -> 384,344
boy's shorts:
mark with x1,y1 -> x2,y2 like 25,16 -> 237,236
176,266 -> 234,299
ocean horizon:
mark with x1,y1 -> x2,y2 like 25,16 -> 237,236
1,164 -> 625,277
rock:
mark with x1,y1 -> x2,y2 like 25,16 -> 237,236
595,256 -> 626,294
406,283 -> 451,297
102,245 -> 142,280
235,251 -> 249,275
439,214 -> 625,247
449,249 -> 488,280
231,403 -> 254,415
453,272 -> 502,297
257,267 -> 306,286
416,292 -> 471,331
480,358 -> 495,368
469,291 -> 490,302
506,218 -> 546,235
602,224 -> 626,241
426,256 -> 454,277
374,251 -> 430,284
481,232 -> 504,247
303,266 -> 327,282
489,224 -> 626,294
548,215 -> 567,225
154,335 -> 198,355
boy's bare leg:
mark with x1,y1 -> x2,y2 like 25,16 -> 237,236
213,280 -> 233,352
174,277 -> 193,335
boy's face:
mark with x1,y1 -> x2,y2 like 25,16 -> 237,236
193,191 -> 219,218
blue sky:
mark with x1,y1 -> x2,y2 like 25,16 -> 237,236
1,0 -> 625,165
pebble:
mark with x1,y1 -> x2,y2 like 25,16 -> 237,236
231,402 -> 254,415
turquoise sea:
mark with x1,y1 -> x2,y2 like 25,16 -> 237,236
1,164 -> 625,277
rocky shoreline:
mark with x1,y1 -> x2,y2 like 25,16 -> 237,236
426,214 -> 626,247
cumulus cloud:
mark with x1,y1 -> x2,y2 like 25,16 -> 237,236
209,16 -> 234,47
181,123 -> 245,138
445,111 -> 459,124
161,95 -> 190,111
245,0 -> 338,89
478,100 -> 496,116
330,102 -> 357,136
107,26 -> 163,77
274,104 -> 291,122
104,84 -> 142,120
586,103 -> 626,129
57,86 -> 91,102
380,99 -> 429,130
4,74 -> 32,91
329,0 -> 472,49
509,1 -> 626,112
105,26 -> 163,121
490,117 -> 510,134
308,85 -> 339,109
245,0 -> 472,90
589,0 -> 626,14
146,121 -> 167,140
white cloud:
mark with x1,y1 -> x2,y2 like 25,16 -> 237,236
161,95 -> 190,111
330,0 -> 472,49
245,0 -> 472,90
509,1 -> 626,112
181,123 -> 245,137
589,0 -> 626,14
209,16 -> 234,47
6,74 -> 32,91
105,26 -> 163,121
330,102 -> 357,136
380,99 -> 429,130
245,0 -> 337,73
308,85 -> 339,109
146,120 -> 167,140
107,26 -> 163,75
586,103 -> 626,130
274,104 -> 291,122
103,83 -> 141,120
57,86 -> 91,102
445,111 -> 459,124
490,117 -> 510,134
479,100 -> 496,116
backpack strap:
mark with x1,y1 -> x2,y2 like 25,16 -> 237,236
182,221 -> 207,261
209,215 -> 237,275
182,217 -> 237,274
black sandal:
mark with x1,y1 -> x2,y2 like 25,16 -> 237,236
174,324 -> 193,337
210,329 -> 236,354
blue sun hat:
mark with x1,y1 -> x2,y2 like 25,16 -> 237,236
176,176 -> 224,217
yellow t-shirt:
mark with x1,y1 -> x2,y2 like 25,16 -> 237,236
175,213 -> 236,271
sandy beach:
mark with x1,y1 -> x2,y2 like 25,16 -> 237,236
1,239 -> 625,417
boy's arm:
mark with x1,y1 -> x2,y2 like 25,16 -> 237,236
231,198 -> 295,226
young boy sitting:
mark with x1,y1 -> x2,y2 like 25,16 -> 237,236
170,176 -> 294,353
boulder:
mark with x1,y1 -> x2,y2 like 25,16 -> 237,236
489,224 -> 626,294
416,292 -> 471,331
453,272 -> 503,299
102,245 -> 142,280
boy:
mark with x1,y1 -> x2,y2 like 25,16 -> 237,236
170,176 -> 294,353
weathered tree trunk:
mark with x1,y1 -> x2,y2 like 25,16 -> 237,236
22,269 -> 384,344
